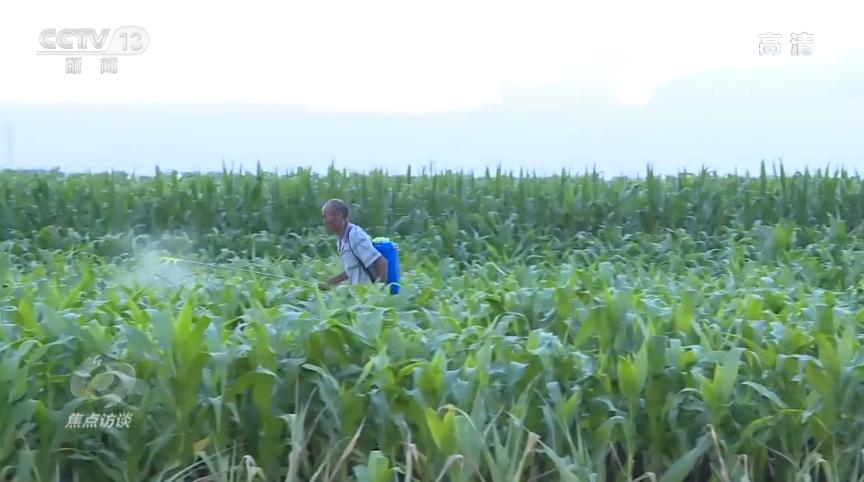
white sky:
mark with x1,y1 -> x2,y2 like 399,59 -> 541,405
1,0 -> 861,112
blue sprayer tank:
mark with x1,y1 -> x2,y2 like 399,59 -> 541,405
372,237 -> 401,294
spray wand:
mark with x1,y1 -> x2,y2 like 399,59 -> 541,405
159,256 -> 293,280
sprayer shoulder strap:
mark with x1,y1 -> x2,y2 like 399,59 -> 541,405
345,226 -> 377,283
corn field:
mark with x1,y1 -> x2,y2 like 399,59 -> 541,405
3,162 -> 864,482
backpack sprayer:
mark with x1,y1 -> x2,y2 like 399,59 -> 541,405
370,237 -> 401,294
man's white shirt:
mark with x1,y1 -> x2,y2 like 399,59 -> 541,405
338,223 -> 382,284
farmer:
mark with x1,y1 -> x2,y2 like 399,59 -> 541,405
318,199 -> 388,290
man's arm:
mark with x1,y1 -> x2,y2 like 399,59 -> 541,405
373,256 -> 388,283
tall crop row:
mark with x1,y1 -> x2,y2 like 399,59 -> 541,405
0,162 -> 860,241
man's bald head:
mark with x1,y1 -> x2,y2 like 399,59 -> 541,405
322,199 -> 349,218
322,199 -> 350,235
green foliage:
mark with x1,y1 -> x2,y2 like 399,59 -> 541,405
3,162 -> 864,481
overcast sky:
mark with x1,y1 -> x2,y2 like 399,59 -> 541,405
0,0 -> 862,177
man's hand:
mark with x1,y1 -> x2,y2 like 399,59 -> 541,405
320,272 -> 348,291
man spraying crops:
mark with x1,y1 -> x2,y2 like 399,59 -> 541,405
318,199 -> 388,290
